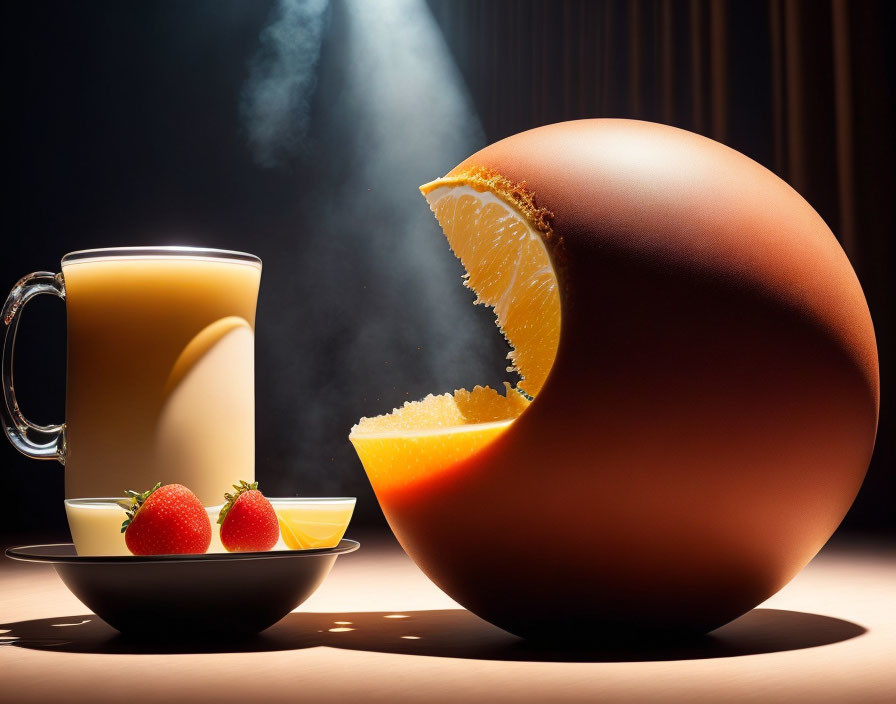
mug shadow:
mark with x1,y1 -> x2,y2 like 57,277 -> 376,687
0,607 -> 865,662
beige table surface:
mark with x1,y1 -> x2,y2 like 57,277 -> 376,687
1,532 -> 894,703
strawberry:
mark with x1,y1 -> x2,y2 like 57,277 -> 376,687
218,480 -> 279,552
120,482 -> 212,556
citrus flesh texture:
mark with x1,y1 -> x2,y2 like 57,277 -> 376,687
350,180 -> 561,492
277,504 -> 355,549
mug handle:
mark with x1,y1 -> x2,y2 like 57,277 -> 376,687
1,271 -> 66,463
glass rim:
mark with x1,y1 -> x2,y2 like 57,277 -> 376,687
64,497 -> 128,506
64,496 -> 356,506
266,497 -> 357,504
61,246 -> 261,267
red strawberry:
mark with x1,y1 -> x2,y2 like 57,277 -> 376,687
218,480 -> 279,552
121,482 -> 212,556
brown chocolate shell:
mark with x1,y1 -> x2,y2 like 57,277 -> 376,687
373,119 -> 879,640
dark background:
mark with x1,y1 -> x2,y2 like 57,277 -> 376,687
1,0 -> 892,541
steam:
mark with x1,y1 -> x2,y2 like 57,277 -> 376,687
337,0 -> 491,383
241,0 -> 329,167
242,0 -> 495,496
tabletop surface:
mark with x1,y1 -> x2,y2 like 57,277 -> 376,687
2,533 -> 894,703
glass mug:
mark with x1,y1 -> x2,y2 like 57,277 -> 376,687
1,247 -> 261,506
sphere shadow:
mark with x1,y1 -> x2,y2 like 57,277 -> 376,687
0,607 -> 866,662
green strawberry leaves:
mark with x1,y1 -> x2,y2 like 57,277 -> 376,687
119,481 -> 162,533
218,480 -> 260,525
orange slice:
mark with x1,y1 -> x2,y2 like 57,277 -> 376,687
350,174 -> 561,491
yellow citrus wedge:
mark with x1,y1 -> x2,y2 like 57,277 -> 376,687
274,500 -> 355,549
278,516 -> 346,550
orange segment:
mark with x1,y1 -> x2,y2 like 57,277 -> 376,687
355,384 -> 528,436
351,417 -> 512,491
349,176 -> 561,491
276,504 -> 355,549
425,185 -> 560,397
278,514 -> 305,549
351,385 -> 526,489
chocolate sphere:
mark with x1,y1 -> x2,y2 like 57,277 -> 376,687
373,120 -> 879,640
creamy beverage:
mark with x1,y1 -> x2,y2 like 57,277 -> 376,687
207,505 -> 226,553
61,252 -> 260,504
2,247 -> 262,527
64,499 -> 130,556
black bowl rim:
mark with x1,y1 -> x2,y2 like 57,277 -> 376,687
5,539 -> 359,565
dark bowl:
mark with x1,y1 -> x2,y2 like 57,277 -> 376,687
5,540 -> 359,637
